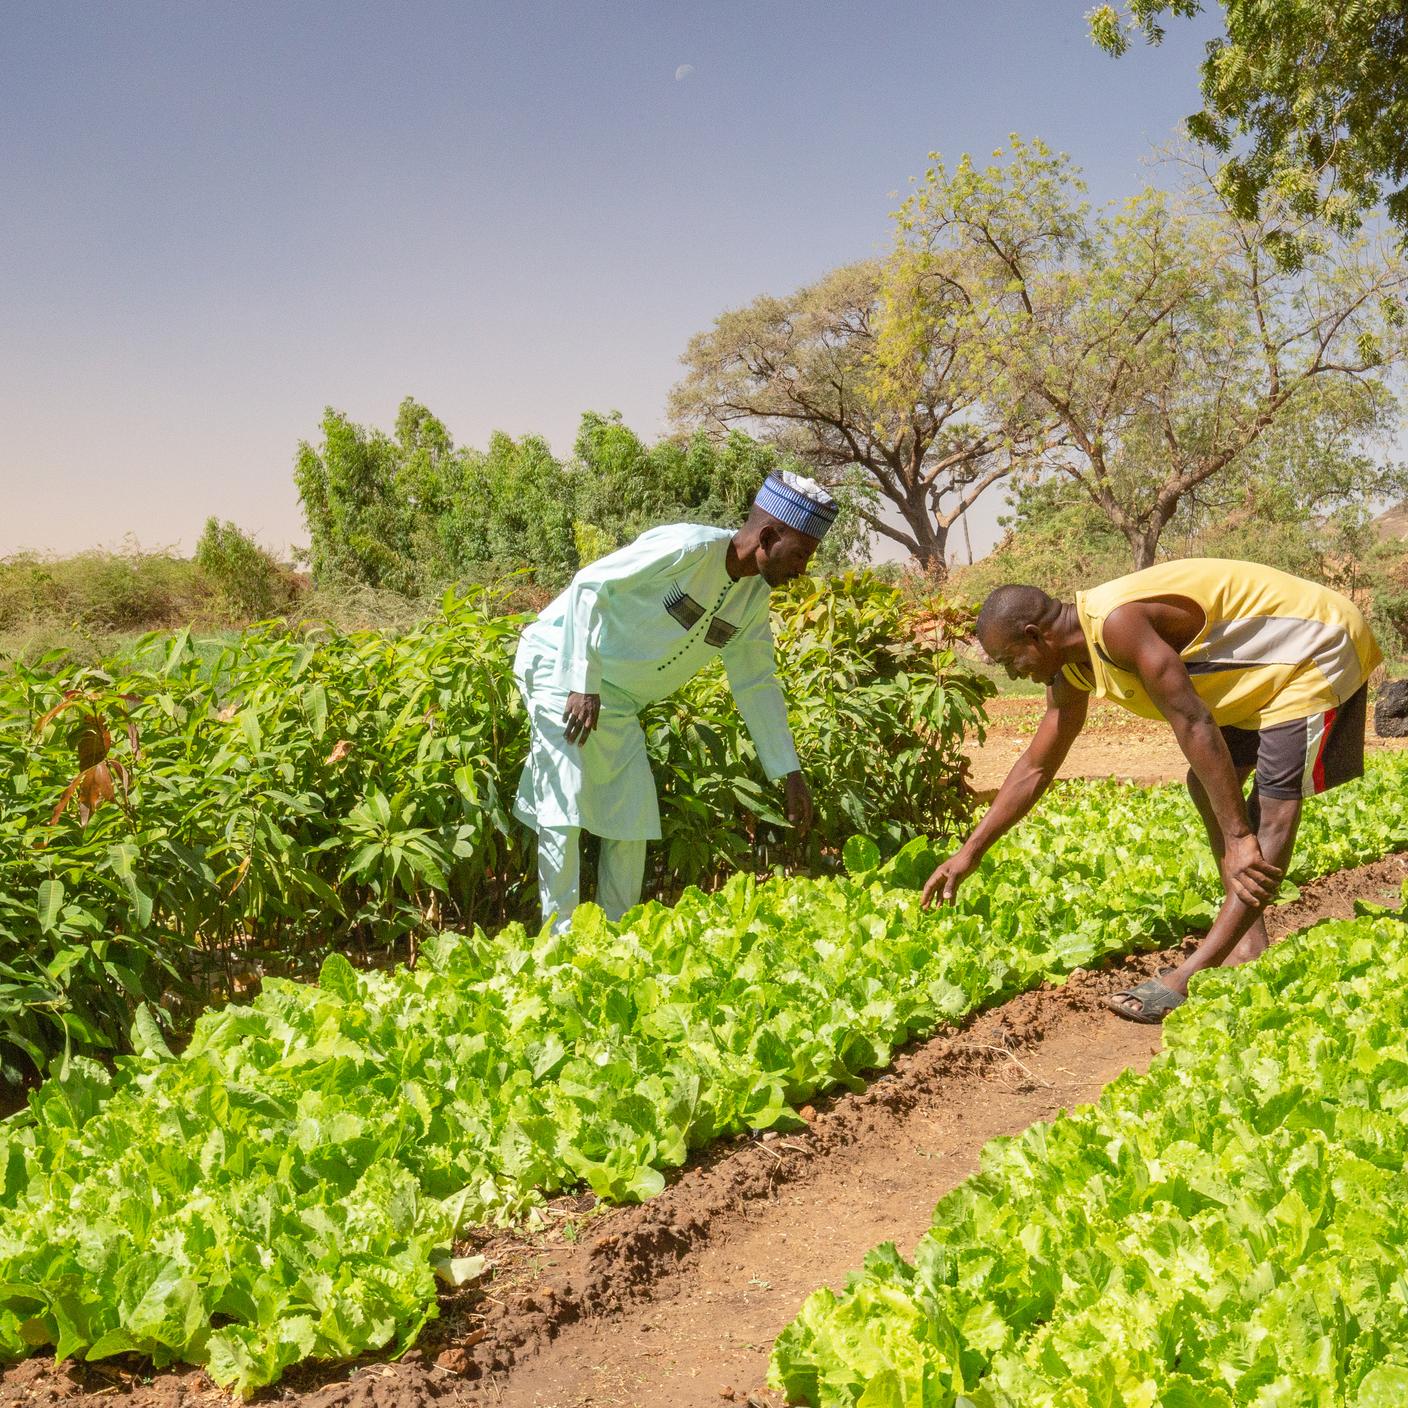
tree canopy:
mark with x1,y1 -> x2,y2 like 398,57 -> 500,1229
878,136 -> 1408,569
1089,1 -> 1408,241
670,260 -> 1052,575
293,401 -> 871,595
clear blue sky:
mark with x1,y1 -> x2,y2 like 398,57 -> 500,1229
1,0 -> 1221,559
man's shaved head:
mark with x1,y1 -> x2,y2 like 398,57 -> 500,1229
975,584 -> 1059,650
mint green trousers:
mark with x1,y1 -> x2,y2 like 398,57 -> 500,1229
535,826 -> 647,934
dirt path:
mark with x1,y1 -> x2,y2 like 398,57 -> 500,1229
9,852 -> 1405,1408
490,971 -> 1163,1408
963,696 -> 1408,794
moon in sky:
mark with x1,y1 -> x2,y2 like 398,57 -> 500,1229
674,64 -> 694,81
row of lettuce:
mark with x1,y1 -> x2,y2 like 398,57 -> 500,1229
0,575 -> 987,1082
2,759 -> 1408,1393
770,892 -> 1408,1408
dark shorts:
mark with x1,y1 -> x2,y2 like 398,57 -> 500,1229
1221,684 -> 1369,800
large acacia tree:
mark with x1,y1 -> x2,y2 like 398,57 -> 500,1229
669,259 -> 1054,574
879,136 -> 1408,570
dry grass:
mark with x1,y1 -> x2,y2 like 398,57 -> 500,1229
0,548 -> 550,668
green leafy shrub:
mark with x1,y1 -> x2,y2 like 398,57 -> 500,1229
0,548 -> 201,637
0,539 -> 310,668
649,572 -> 989,881
0,574 -> 989,1080
2,760 -> 1407,1393
771,889 -> 1408,1406
294,400 -> 876,596
193,518 -> 299,619
0,591 -> 530,1083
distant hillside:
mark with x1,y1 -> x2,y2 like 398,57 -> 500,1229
1374,502 -> 1408,541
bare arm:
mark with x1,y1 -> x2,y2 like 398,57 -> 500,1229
1102,604 -> 1281,906
922,674 -> 1089,905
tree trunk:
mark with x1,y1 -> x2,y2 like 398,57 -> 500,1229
1130,523 -> 1164,570
903,502 -> 948,577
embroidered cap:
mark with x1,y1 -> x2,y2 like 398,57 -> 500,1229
754,469 -> 838,540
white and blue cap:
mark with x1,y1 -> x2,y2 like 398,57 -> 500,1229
754,469 -> 838,540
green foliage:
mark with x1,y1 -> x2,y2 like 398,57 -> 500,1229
883,134 -> 1408,571
0,574 -> 987,1081
950,478 -> 1130,605
3,760 -> 1407,1391
1364,538 -> 1408,656
771,877 -> 1408,1404
436,428 -> 579,589
670,260 -> 1046,574
571,520 -> 617,568
294,400 -> 873,596
0,542 -> 305,670
193,519 -> 297,620
570,410 -> 761,545
649,573 -> 991,881
0,591 -> 529,1086
293,406 -> 427,593
1091,1 -> 1408,239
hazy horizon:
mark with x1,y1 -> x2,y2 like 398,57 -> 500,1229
3,1 -> 1220,563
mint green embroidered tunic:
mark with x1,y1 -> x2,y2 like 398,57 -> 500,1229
513,524 -> 800,841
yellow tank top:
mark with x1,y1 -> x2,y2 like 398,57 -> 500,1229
1063,559 -> 1381,729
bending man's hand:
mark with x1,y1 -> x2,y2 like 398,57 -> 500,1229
784,770 -> 813,836
922,849 -> 979,908
1220,832 -> 1283,907
562,692 -> 601,746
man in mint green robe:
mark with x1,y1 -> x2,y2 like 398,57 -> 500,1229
513,471 -> 837,930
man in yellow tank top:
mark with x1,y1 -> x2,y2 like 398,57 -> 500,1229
922,559 -> 1382,1023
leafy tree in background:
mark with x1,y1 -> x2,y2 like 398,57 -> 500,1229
569,411 -> 875,573
193,519 -> 295,619
570,410 -> 760,551
294,408 -> 421,592
295,406 -> 577,594
436,429 -> 579,588
881,136 -> 1408,570
1089,1 -> 1408,243
670,260 -> 1052,575
953,476 -> 1131,605
391,398 -> 459,575
293,400 -> 872,594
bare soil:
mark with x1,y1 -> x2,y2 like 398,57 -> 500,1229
7,846 -> 1406,1408
963,696 -> 1408,795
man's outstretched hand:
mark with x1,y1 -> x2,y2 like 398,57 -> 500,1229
562,692 -> 601,745
1221,832 -> 1283,907
784,771 -> 813,835
921,849 -> 979,908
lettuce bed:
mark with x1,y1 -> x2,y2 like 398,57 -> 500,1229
3,759 -> 1408,1394
771,897 -> 1408,1406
